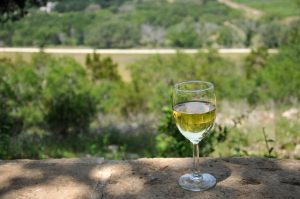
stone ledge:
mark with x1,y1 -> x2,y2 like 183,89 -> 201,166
0,157 -> 299,199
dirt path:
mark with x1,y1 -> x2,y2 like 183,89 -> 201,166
280,16 -> 300,25
0,48 -> 278,54
218,0 -> 264,20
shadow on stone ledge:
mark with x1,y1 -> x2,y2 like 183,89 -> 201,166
0,157 -> 299,199
96,158 -> 232,199
0,158 -> 104,199
95,158 -> 300,199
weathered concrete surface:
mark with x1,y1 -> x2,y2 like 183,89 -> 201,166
0,158 -> 299,199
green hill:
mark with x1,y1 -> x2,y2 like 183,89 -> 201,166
0,0 -> 298,48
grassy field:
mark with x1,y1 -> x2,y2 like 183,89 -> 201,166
234,0 -> 299,18
0,52 -> 247,82
0,52 -> 149,82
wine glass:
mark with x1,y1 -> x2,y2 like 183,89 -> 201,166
172,80 -> 216,192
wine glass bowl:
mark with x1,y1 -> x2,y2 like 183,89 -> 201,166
172,80 -> 216,192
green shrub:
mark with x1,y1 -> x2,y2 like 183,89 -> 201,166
0,57 -> 44,136
245,47 -> 269,79
86,53 -> 121,82
217,26 -> 243,48
84,19 -> 140,48
43,57 -> 97,137
130,50 -> 254,112
259,21 -> 285,48
167,19 -> 202,47
45,88 -> 96,137
0,58 -> 16,136
258,47 -> 300,102
155,106 -> 228,157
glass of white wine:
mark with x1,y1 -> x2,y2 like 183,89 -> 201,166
173,80 -> 216,192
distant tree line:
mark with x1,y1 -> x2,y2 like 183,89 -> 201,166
0,0 -> 296,48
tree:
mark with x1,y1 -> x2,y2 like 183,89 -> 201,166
0,0 -> 47,22
245,47 -> 269,79
217,27 -> 235,48
84,20 -> 140,48
167,19 -> 201,47
257,19 -> 300,102
140,24 -> 165,47
0,58 -> 21,136
85,53 -> 121,82
285,20 -> 300,45
259,21 -> 285,48
42,56 -> 97,138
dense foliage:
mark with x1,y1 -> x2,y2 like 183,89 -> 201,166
0,0 -> 298,48
1,0 -> 300,160
1,32 -> 300,159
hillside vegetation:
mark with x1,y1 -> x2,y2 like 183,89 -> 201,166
1,31 -> 300,159
0,0 -> 300,160
0,0 -> 298,48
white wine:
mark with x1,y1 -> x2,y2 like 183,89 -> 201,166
173,101 -> 216,144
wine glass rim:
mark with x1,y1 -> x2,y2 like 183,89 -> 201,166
174,80 -> 214,93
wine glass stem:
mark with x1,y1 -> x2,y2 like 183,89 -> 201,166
193,143 -> 202,179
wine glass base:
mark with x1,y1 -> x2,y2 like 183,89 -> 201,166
178,173 -> 216,192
